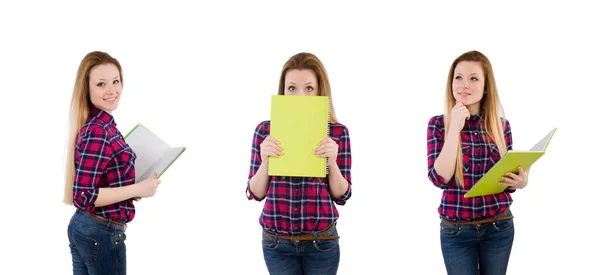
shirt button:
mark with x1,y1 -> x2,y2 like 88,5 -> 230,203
81,192 -> 84,195
294,208 -> 298,211
475,132 -> 478,135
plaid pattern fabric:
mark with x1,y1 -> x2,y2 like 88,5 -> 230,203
427,113 -> 514,221
247,121 -> 352,235
73,106 -> 137,223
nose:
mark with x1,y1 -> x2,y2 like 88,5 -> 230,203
107,83 -> 118,95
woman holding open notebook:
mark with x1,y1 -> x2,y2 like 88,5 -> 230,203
63,51 -> 161,274
427,50 -> 530,275
246,52 -> 352,275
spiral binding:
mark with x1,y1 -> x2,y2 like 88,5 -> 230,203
325,97 -> 330,176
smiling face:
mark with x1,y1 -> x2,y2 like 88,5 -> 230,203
88,63 -> 122,113
283,69 -> 319,96
452,61 -> 485,113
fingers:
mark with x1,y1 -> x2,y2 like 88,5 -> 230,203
264,135 -> 280,145
318,137 -> 335,146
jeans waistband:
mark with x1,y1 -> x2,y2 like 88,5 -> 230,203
74,208 -> 127,232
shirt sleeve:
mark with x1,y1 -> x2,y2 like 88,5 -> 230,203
246,122 -> 267,201
331,125 -> 352,205
73,124 -> 113,210
427,116 -> 450,189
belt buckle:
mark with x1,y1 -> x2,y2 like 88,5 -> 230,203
290,236 -> 301,243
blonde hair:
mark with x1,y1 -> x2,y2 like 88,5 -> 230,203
63,51 -> 123,204
277,52 -> 339,124
444,50 -> 507,188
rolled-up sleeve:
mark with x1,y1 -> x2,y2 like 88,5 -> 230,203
73,125 -> 112,210
331,125 -> 352,205
246,122 -> 267,201
427,116 -> 449,189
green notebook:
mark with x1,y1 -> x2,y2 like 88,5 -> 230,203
124,123 -> 186,201
464,128 -> 557,198
269,95 -> 329,177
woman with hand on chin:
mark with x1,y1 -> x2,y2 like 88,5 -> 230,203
246,52 -> 352,275
64,51 -> 160,275
427,50 -> 529,275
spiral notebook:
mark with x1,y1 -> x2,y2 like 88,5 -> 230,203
268,95 -> 329,178
124,123 -> 186,201
464,128 -> 557,198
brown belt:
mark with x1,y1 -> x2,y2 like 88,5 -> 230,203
263,223 -> 339,243
88,211 -> 127,228
441,209 -> 513,226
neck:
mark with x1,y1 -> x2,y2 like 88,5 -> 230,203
466,103 -> 480,116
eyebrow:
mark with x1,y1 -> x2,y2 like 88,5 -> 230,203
95,76 -> 120,81
287,81 -> 315,85
455,72 -> 480,76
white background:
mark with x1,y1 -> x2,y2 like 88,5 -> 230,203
1,1 -> 598,274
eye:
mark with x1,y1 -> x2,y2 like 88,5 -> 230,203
470,77 -> 478,81
454,76 -> 462,80
96,82 -> 105,87
113,79 -> 120,84
306,86 -> 313,92
288,86 -> 296,92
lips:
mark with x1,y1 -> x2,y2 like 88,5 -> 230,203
103,96 -> 117,101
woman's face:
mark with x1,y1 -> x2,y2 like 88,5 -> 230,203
89,63 -> 122,113
452,61 -> 485,108
283,69 -> 319,96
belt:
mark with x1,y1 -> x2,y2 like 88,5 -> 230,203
441,209 -> 513,227
86,211 -> 127,228
263,223 -> 339,243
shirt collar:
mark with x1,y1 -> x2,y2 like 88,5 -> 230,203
89,105 -> 116,126
469,112 -> 483,122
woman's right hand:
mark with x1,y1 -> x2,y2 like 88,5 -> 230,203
137,173 -> 161,198
450,100 -> 471,133
260,135 -> 282,163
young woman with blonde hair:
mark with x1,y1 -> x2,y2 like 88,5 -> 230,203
427,50 -> 529,275
64,51 -> 160,274
246,52 -> 352,275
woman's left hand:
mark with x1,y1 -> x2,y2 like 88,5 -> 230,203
500,167 -> 529,191
314,137 -> 338,167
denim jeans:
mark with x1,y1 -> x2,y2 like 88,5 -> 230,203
440,209 -> 515,275
262,224 -> 340,275
67,209 -> 127,275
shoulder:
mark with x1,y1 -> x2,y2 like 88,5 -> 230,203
253,120 -> 270,136
330,122 -> 349,138
501,117 -> 511,131
428,114 -> 445,128
79,121 -> 111,140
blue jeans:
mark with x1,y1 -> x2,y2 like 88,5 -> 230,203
262,224 -> 340,275
440,209 -> 515,275
67,209 -> 127,275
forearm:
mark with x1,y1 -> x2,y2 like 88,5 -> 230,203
433,128 -> 460,183
94,185 -> 139,207
249,162 -> 270,199
328,163 -> 349,199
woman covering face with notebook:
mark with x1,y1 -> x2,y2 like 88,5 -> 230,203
426,50 -> 529,275
246,52 -> 352,275
63,51 -> 161,274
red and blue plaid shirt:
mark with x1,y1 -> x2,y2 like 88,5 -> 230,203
73,106 -> 137,223
246,121 -> 352,235
427,113 -> 514,221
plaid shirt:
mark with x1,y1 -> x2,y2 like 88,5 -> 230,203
427,113 -> 513,221
246,121 -> 352,235
73,106 -> 137,223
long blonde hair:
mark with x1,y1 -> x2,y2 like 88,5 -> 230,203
444,51 -> 507,188
277,52 -> 339,124
63,51 -> 123,204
